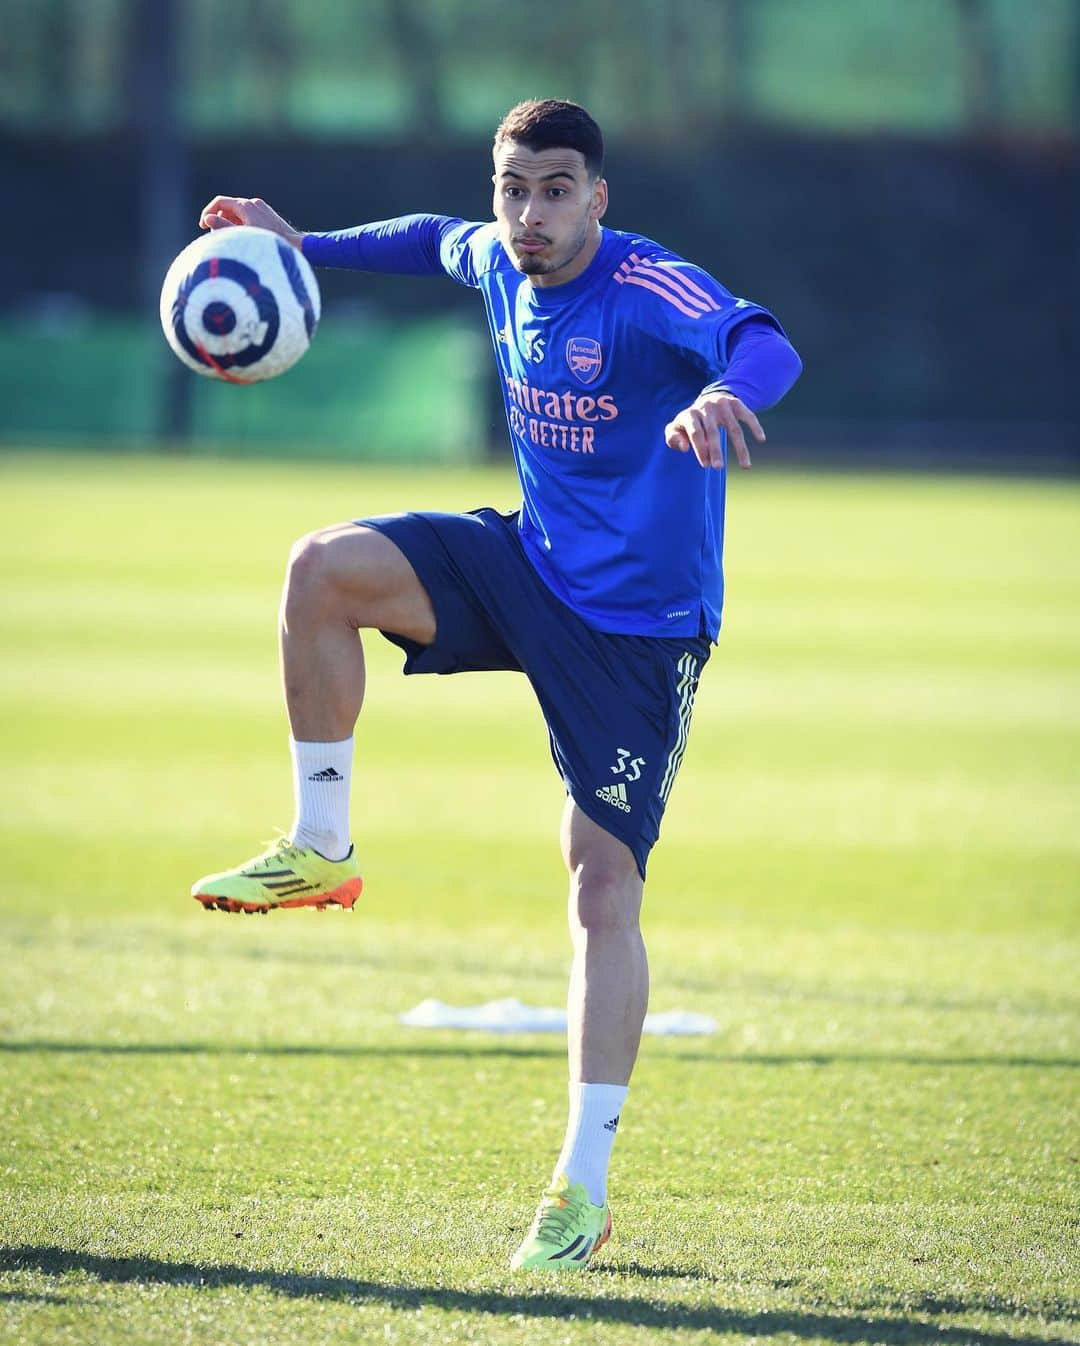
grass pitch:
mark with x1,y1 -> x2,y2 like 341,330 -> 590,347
0,451 -> 1077,1346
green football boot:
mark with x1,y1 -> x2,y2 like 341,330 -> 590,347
191,836 -> 363,914
511,1174 -> 612,1271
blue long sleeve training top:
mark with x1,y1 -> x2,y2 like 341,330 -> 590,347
304,216 -> 801,639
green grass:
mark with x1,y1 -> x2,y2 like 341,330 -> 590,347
0,451 -> 1077,1346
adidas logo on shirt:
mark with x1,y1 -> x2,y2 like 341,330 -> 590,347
595,782 -> 631,813
307,767 -> 344,782
604,1115 -> 620,1133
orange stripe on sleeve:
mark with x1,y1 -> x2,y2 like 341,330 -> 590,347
618,273 -> 703,319
643,260 -> 721,310
635,257 -> 721,309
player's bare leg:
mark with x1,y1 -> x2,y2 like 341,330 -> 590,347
191,524 -> 434,912
512,802 -> 644,1269
280,523 -> 435,739
561,801 -> 648,1087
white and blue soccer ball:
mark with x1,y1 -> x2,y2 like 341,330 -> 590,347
160,225 -> 320,383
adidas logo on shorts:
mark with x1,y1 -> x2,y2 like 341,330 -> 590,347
595,782 -> 631,813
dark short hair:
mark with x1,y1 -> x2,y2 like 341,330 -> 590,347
494,99 -> 604,179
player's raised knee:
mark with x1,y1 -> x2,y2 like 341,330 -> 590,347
283,523 -> 434,639
284,527 -> 338,600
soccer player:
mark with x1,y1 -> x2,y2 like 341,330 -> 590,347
192,99 -> 801,1271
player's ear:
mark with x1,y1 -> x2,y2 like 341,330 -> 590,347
592,177 -> 608,222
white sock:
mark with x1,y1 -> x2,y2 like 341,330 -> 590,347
552,1082 -> 628,1206
289,736 -> 354,861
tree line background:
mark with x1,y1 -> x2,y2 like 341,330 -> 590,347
2,0 -> 1077,466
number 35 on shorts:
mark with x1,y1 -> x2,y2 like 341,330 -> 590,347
609,747 -> 646,783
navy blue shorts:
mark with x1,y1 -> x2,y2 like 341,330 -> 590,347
358,508 -> 709,878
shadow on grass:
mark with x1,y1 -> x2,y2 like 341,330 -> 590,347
0,1040 -> 562,1061
0,1041 -> 1075,1070
0,1247 -> 1072,1345
0,1289 -> 85,1305
878,1296 -> 1078,1325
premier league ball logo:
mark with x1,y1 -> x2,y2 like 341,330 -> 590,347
160,226 -> 320,383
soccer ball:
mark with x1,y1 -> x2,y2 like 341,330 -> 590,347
160,225 -> 321,383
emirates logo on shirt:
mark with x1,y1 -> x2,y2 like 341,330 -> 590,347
502,371 -> 620,457
566,337 -> 603,385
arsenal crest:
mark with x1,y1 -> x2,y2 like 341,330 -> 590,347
566,337 -> 603,385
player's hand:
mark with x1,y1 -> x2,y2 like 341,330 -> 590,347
198,196 -> 305,250
664,392 -> 765,470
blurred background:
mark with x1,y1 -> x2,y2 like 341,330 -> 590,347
1,0 -> 1076,469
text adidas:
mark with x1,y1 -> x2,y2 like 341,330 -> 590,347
595,783 -> 631,813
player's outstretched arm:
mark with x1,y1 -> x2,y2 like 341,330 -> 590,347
199,196 -> 305,252
665,319 -> 802,470
198,208 -> 484,286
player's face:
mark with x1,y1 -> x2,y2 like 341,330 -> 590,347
492,144 -> 607,288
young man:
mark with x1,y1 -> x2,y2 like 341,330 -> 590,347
192,99 -> 801,1271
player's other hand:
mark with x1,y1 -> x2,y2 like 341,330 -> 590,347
664,392 -> 765,470
198,196 -> 305,251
